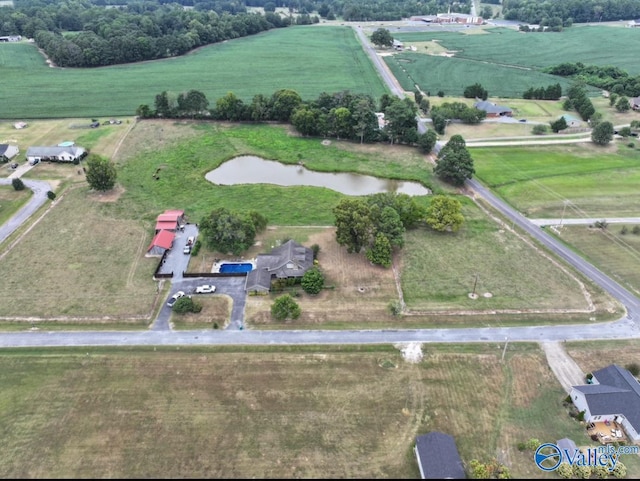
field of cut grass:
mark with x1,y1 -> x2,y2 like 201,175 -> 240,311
471,143 -> 640,218
0,26 -> 388,119
394,25 -> 640,75
400,197 -> 596,316
0,186 -> 31,225
553,225 -> 640,298
0,343 -> 612,479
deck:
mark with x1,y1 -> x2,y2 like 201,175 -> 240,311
587,421 -> 626,444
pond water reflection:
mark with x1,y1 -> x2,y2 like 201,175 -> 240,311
205,156 -> 431,196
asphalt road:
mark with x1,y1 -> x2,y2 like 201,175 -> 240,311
0,177 -> 51,246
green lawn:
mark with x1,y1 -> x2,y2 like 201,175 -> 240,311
0,26 -> 388,119
471,144 -> 640,218
0,185 -> 31,226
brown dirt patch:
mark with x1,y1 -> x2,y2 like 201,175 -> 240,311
87,184 -> 125,203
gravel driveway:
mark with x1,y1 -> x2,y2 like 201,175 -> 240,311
541,341 -> 586,394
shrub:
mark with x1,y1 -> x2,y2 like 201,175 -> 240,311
612,462 -> 626,478
437,90 -> 445,97
11,178 -> 25,191
626,362 -> 640,376
532,124 -> 548,135
46,190 -> 56,201
271,294 -> 301,321
586,372 -> 593,380
516,442 -> 526,452
572,464 -> 592,479
594,219 -> 608,230
388,300 -> 403,317
526,438 -> 540,451
301,267 -> 324,295
577,410 -> 585,421
556,463 -> 573,479
311,243 -> 320,260
213,322 -> 219,329
633,225 -> 640,235
190,239 -> 201,256
620,225 -> 629,235
628,142 -> 635,149
173,296 -> 201,314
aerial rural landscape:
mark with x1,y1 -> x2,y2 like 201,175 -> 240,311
1,0 -> 640,478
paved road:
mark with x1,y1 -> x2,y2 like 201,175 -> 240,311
0,176 -> 51,246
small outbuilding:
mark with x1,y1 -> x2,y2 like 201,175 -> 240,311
414,432 -> 466,479
146,229 -> 175,257
0,144 -> 19,162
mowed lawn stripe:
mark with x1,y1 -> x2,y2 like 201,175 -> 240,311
0,26 -> 388,119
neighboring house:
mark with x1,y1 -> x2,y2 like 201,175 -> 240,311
0,144 -> 19,162
630,96 -> 640,110
561,114 -> 581,128
0,35 -> 21,42
473,100 -> 512,117
392,39 -> 404,50
556,438 -> 579,464
414,432 -> 466,479
155,209 -> 185,233
570,364 -> 640,443
146,229 -> 175,257
26,145 -> 86,163
13,122 -> 27,129
245,240 -> 314,293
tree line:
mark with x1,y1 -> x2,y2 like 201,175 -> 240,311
502,0 -> 640,25
545,63 -> 640,98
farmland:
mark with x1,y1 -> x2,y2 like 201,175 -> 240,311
0,342 -> 620,479
0,26 -> 388,119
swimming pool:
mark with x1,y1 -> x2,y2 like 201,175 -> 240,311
219,262 -> 253,274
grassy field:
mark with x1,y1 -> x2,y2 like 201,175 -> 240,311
0,342 -> 618,479
171,296 -> 232,330
552,225 -> 640,298
0,186 -> 31,225
471,143 -> 640,218
0,26 -> 388,119
394,25 -> 640,75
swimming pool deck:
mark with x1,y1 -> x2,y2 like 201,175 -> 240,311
211,259 -> 256,274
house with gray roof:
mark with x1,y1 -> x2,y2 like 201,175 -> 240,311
0,144 -> 19,162
570,364 -> 640,443
245,240 -> 314,293
473,100 -> 512,117
414,432 -> 466,479
26,145 -> 87,163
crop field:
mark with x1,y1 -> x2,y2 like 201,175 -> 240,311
0,26 -> 388,119
0,343 -> 614,479
394,25 -> 640,75
553,225 -> 640,298
471,144 -> 640,218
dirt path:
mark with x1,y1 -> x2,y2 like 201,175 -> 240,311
540,341 -> 586,394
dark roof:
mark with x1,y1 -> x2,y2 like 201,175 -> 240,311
415,432 -> 466,479
245,240 -> 314,292
0,144 -> 8,156
572,364 -> 640,433
474,100 -> 512,114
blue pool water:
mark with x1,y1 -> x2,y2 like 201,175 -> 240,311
219,263 -> 253,273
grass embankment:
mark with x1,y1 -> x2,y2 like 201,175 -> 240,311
0,343 -> 613,479
0,26 -> 388,119
471,143 -> 640,219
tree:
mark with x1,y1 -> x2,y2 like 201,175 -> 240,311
200,207 -> 267,255
426,195 -> 464,232
417,130 -> 438,153
615,96 -> 630,112
372,205 -> 405,248
383,97 -> 417,144
215,91 -> 244,121
550,116 -> 568,133
177,89 -> 209,118
434,135 -> 475,186
271,294 -> 301,321
173,296 -> 202,314
591,121 -> 614,145
463,83 -> 488,100
366,233 -> 392,267
85,154 -> 117,191
532,124 -> 548,135
11,178 -> 25,191
270,89 -> 302,122
301,267 -> 324,294
370,28 -> 393,48
333,199 -> 372,253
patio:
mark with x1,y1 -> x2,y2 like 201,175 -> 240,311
586,421 -> 626,444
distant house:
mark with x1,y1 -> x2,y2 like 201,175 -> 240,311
628,19 -> 640,27
630,96 -> 640,110
561,114 -> 581,128
155,209 -> 185,233
392,39 -> 404,50
473,100 -> 512,117
570,364 -> 640,443
26,145 -> 86,163
0,35 -> 21,42
146,229 -> 175,257
245,240 -> 314,293
13,122 -> 27,130
0,144 -> 19,162
414,432 -> 466,479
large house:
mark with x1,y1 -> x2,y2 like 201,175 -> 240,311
245,240 -> 314,293
473,100 -> 512,117
570,364 -> 640,443
0,144 -> 19,162
414,432 -> 466,479
26,145 -> 86,163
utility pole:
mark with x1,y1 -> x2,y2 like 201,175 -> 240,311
471,274 -> 478,297
559,200 -> 569,228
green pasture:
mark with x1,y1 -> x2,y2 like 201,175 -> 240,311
385,53 -> 579,99
554,225 -> 640,298
471,144 -> 640,218
0,26 -> 388,119
116,122 -> 435,226
394,25 -> 640,75
401,197 -> 592,314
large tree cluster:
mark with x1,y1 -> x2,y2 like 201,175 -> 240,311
200,207 -> 267,255
433,135 -> 475,187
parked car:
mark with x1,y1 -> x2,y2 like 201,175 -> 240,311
9,163 -> 18,169
187,236 -> 195,246
519,119 -> 527,122
29,158 -> 40,166
183,245 -> 191,254
167,291 -> 185,308
195,285 -> 216,294
90,121 -> 100,128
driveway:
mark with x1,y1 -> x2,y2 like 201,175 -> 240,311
0,175 -> 51,246
541,341 -> 586,394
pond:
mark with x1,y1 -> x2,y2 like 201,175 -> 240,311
205,156 -> 431,196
